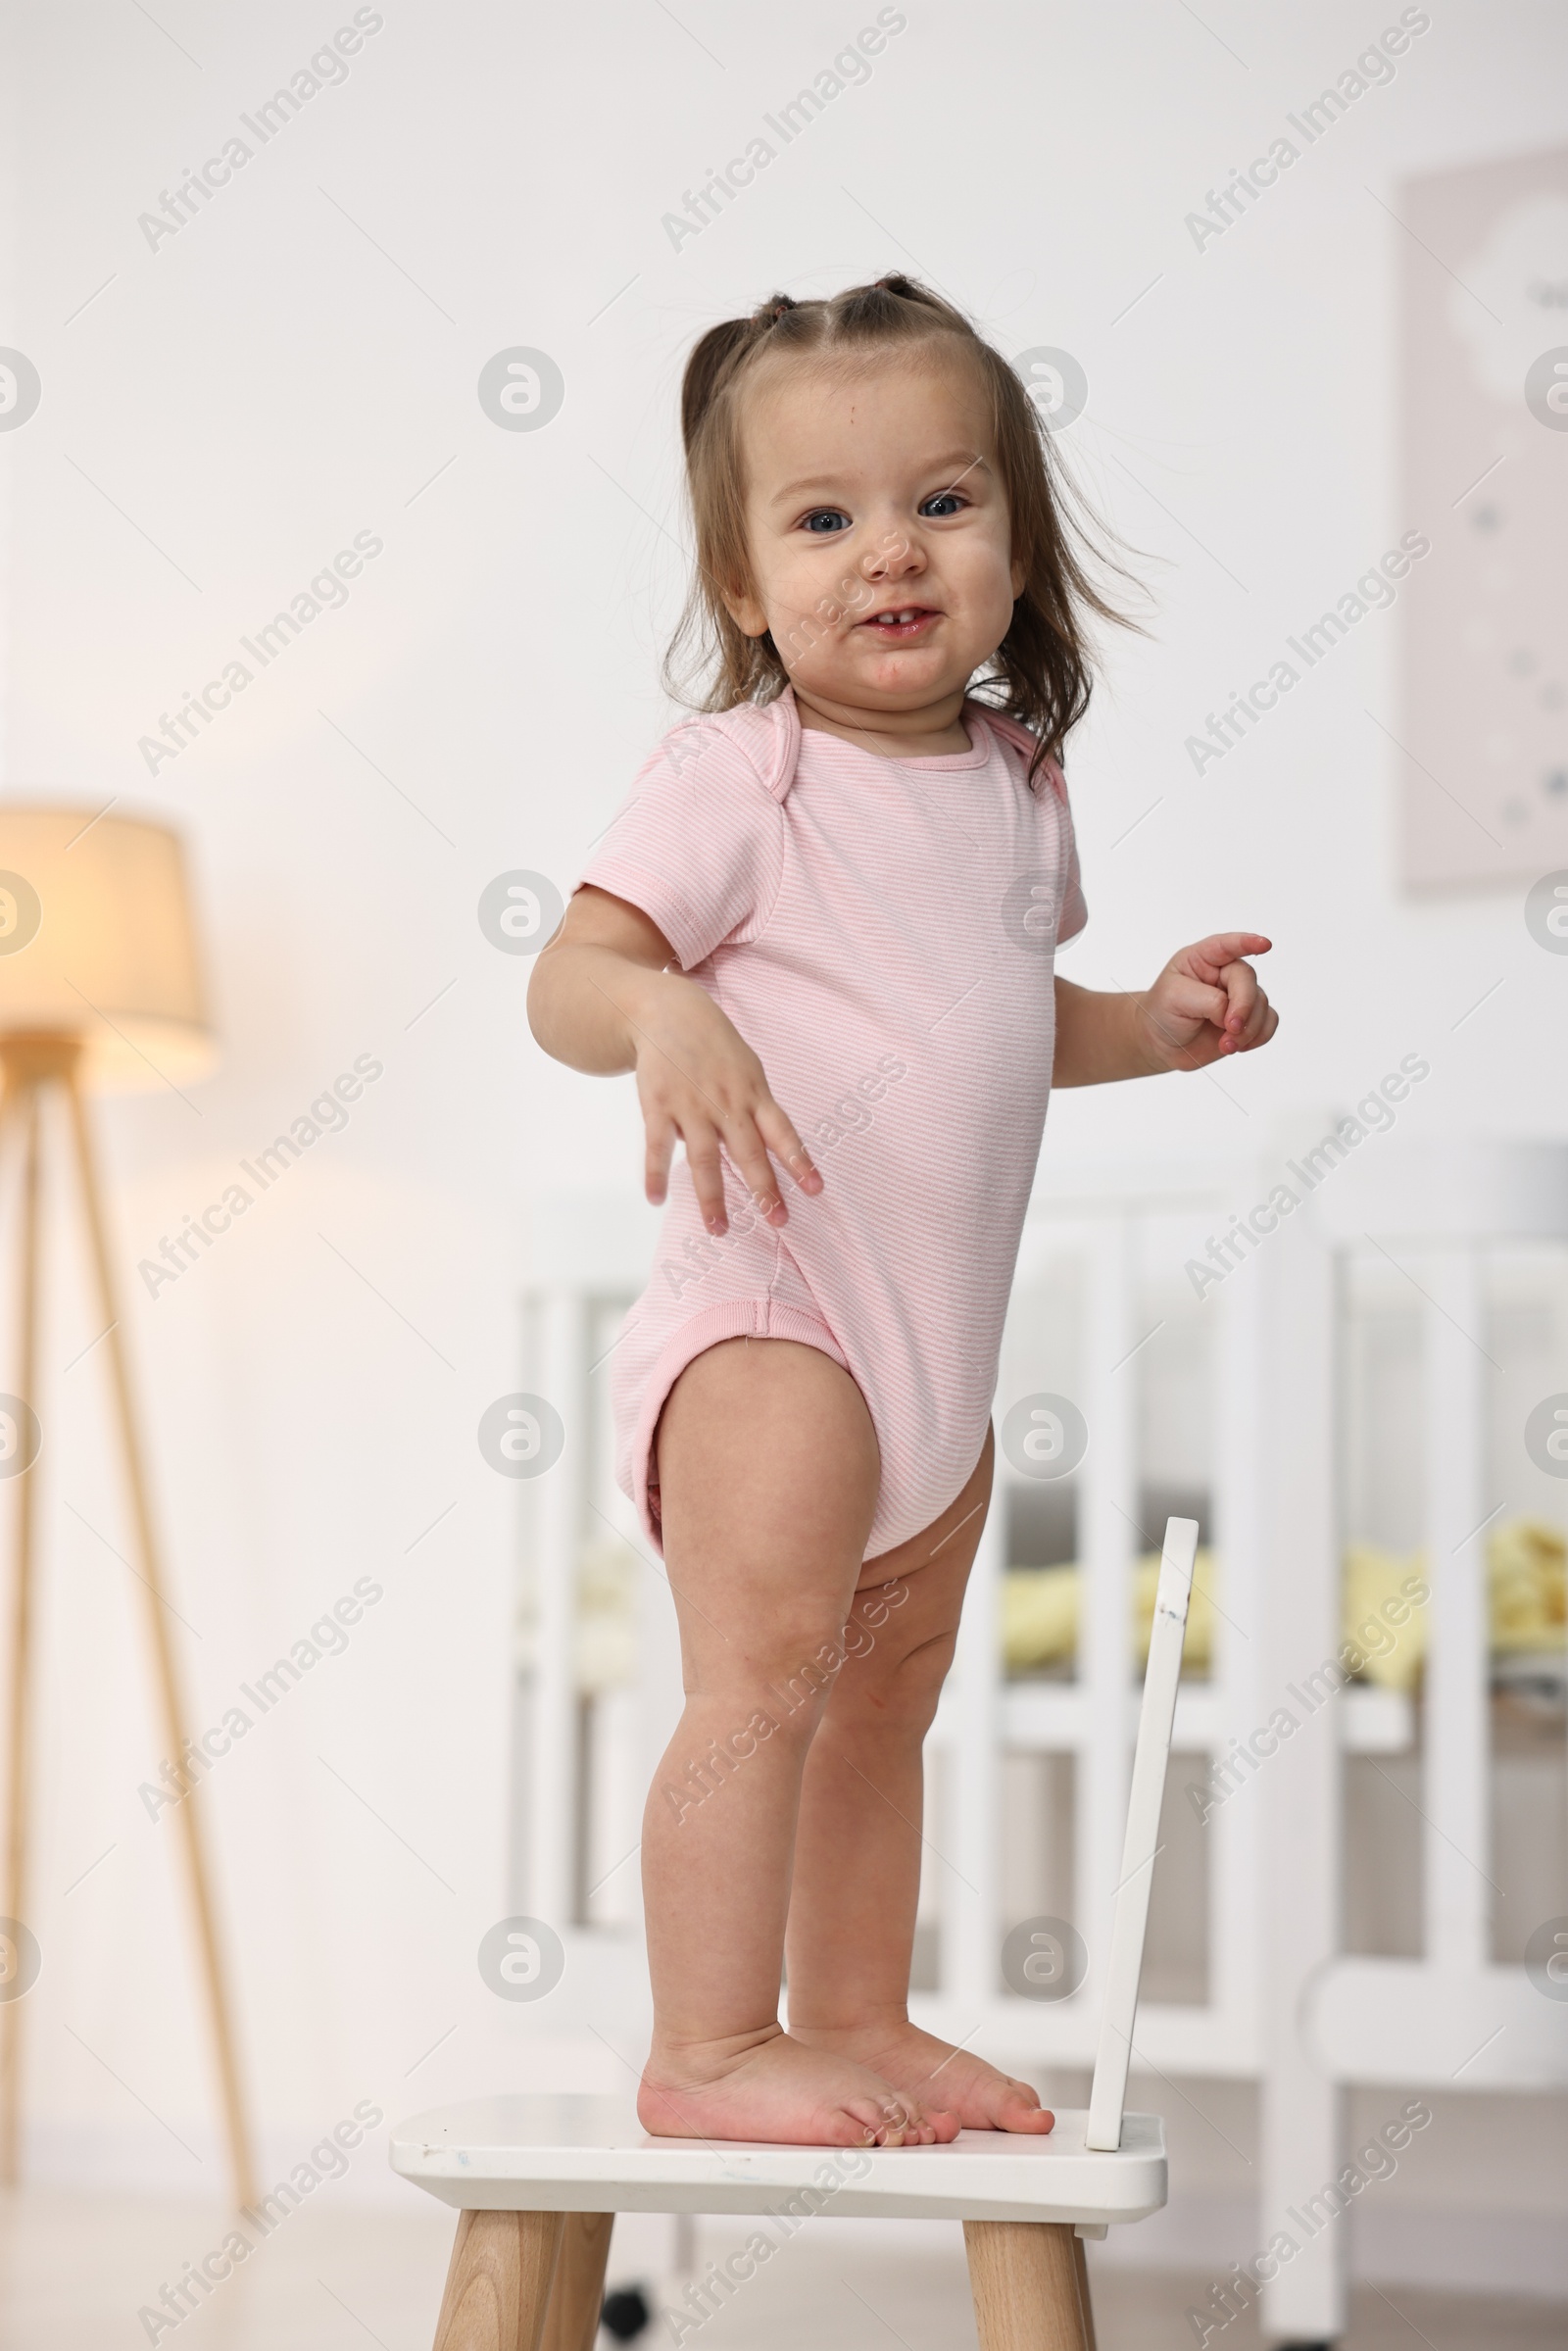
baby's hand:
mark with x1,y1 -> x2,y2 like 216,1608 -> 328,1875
1137,932 -> 1277,1072
632,973 -> 822,1234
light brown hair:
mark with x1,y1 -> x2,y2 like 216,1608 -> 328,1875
663,273 -> 1145,782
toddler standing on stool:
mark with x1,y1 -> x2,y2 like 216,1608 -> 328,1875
529,275 -> 1277,2148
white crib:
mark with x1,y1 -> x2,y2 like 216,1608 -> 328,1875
514,1134 -> 1568,2343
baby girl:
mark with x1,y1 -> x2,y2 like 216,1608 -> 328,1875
529,275 -> 1276,2148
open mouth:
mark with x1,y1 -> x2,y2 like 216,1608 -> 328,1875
858,606 -> 940,641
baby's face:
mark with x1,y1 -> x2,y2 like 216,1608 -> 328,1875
726,348 -> 1022,716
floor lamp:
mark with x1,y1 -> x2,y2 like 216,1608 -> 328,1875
0,807 -> 255,2209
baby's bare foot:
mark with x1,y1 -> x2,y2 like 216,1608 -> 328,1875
792,2019 -> 1054,2133
638,2027 -> 959,2147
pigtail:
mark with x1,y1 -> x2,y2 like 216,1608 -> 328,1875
680,296 -> 805,453
680,318 -> 757,455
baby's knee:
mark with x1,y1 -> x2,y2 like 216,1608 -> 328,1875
692,1626 -> 856,1744
674,1706 -> 790,1790
756,1636 -> 858,1736
835,1625 -> 957,1736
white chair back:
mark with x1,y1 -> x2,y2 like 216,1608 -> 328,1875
1086,1515 -> 1198,2152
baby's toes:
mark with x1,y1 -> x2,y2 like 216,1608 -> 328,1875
991,2077 -> 1054,2132
891,2101 -> 958,2146
844,2096 -> 908,2146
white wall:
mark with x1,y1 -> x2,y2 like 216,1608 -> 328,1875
0,0 -> 1563,2207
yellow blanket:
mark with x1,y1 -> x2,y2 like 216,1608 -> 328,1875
1002,1520 -> 1566,1690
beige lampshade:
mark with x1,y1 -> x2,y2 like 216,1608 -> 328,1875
0,807 -> 215,1091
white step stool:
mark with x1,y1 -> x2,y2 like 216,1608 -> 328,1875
392,1519 -> 1200,2351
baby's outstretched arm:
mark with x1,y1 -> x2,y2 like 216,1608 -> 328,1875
528,885 -> 822,1233
1054,931 -> 1278,1085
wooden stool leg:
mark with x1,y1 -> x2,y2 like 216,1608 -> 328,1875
964,2221 -> 1091,2351
433,2211 -> 564,2351
1071,2232 -> 1099,2351
541,2213 -> 614,2351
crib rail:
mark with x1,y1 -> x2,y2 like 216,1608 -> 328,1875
516,1140 -> 1568,2341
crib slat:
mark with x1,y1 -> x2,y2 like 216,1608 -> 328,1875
1256,1200 -> 1345,2345
1078,1218 -> 1138,2006
1209,1250 -> 1264,2033
950,1491 -> 1006,2003
531,1288 -> 588,1929
1421,1247 -> 1491,1972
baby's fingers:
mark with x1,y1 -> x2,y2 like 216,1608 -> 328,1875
1160,973 -> 1229,1023
644,1111 -> 676,1208
755,1099 -> 823,1200
683,1127 -> 732,1235
1225,991 -> 1278,1054
1217,957 -> 1260,1040
1146,973 -> 1227,1062
705,1102 -> 820,1235
1185,930 -> 1272,981
719,1110 -> 791,1229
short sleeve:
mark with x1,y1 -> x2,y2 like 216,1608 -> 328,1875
576,722 -> 786,972
1041,753 -> 1088,945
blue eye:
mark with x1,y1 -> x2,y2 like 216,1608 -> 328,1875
802,510 -> 850,533
920,492 -> 966,518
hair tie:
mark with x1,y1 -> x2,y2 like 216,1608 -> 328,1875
758,293 -> 798,327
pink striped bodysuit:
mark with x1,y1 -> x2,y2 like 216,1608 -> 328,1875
576,685 -> 1086,1561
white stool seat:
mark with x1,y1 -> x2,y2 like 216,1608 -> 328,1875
392,2093 -> 1167,2227
393,1522 -> 1200,2350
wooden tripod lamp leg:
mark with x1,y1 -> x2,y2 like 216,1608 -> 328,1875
434,2211 -> 564,2351
64,1071 -> 256,2211
0,1078 -> 40,2186
964,2221 -> 1092,2351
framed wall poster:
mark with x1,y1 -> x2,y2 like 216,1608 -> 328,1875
1399,144 -> 1568,891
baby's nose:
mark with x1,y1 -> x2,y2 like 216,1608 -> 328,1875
861,526 -> 920,577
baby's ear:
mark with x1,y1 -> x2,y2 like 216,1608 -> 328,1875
722,584 -> 769,638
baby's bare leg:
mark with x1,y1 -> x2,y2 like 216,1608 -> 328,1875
638,1336 -> 957,2147
786,1431 -> 1055,2132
